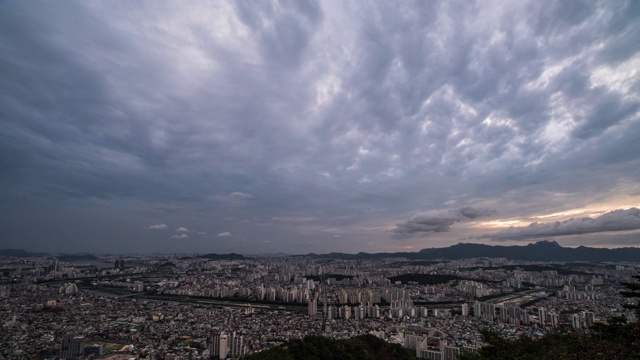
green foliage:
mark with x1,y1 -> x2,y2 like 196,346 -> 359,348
244,334 -> 417,360
461,274 -> 640,360
249,273 -> 640,360
621,274 -> 640,318
459,326 -> 640,360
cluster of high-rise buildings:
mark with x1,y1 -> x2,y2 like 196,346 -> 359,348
472,301 -> 559,326
60,334 -> 86,359
0,253 -> 637,359
209,331 -> 246,359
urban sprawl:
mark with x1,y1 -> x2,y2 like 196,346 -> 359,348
1,254 -> 638,359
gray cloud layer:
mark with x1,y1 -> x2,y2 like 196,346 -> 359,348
482,208 -> 640,241
393,207 -> 495,236
0,0 -> 639,253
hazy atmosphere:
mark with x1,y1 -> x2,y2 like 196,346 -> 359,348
1,0 -> 639,254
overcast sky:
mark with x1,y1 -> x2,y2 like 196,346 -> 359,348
1,0 -> 639,254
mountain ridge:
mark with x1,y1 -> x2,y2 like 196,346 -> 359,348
305,240 -> 640,262
2,240 -> 639,262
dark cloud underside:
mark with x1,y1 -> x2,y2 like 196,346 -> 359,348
482,208 -> 640,241
0,0 -> 639,253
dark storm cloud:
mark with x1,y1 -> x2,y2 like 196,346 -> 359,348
234,0 -> 323,69
0,0 -> 639,253
393,207 -> 496,236
481,208 -> 640,241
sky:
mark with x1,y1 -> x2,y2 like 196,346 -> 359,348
1,0 -> 640,255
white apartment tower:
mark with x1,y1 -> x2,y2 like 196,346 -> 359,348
308,299 -> 318,316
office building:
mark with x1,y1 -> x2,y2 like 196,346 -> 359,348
60,334 -> 84,360
308,299 -> 317,316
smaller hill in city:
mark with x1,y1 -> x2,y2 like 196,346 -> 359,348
244,334 -> 417,360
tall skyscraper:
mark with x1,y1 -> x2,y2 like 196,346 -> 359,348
210,331 -> 230,359
60,334 -> 84,359
585,311 -> 595,327
473,302 -> 482,318
219,333 -> 228,359
327,305 -> 337,320
538,308 -> 546,325
229,331 -> 245,358
308,299 -> 318,316
210,331 -> 221,359
339,305 -> 351,319
571,314 -> 582,329
481,303 -> 495,321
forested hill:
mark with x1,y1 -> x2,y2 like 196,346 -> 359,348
417,240 -> 640,262
244,334 -> 417,360
303,240 -> 640,262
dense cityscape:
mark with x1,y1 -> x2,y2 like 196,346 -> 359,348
1,244 -> 638,359
2,0 -> 640,359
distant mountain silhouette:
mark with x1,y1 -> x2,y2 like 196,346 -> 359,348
418,240 -> 640,262
302,251 -> 423,260
3,241 -> 638,262
0,249 -> 46,257
57,254 -> 99,261
305,240 -> 640,262
250,252 -> 290,257
198,253 -> 246,260
0,250 -> 102,260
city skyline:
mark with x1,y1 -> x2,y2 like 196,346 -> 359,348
1,1 -> 640,254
